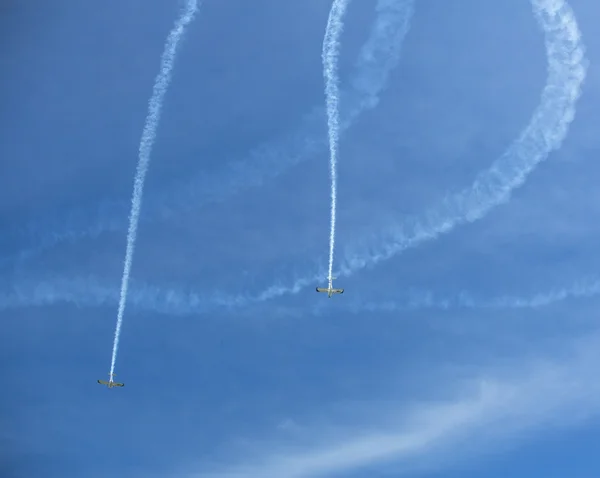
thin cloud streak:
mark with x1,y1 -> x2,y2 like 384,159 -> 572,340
3,274 -> 600,317
191,333 -> 600,478
0,1 -> 588,321
342,277 -> 600,314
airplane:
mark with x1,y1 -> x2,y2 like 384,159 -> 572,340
97,373 -> 124,388
316,276 -> 344,298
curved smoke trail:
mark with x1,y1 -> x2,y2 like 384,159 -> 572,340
0,0 -> 416,315
0,0 -> 587,320
109,0 -> 199,377
211,0 -> 588,307
339,0 -> 587,275
322,0 -> 350,283
0,0 -> 413,271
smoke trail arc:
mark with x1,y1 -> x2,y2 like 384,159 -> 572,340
0,0 -> 414,271
0,0 -> 417,316
0,0 -> 587,321
336,0 -> 587,276
109,0 -> 200,377
217,0 -> 588,307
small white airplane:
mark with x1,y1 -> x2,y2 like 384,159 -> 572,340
97,373 -> 124,389
316,277 -> 344,298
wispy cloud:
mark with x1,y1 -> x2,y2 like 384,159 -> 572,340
187,332 -> 600,478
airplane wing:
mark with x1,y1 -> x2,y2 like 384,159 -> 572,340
316,287 -> 329,292
113,382 -> 125,387
331,288 -> 344,294
97,380 -> 108,385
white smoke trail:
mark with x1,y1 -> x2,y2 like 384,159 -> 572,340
1,0 -> 588,319
108,0 -> 199,377
213,0 -> 588,305
0,0 -> 416,316
3,273 -> 600,317
322,0 -> 350,283
337,0 -> 588,274
1,0 -> 414,271
335,277 -> 600,315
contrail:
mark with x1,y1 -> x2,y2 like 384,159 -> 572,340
330,277 -> 600,315
323,0 -> 350,283
0,0 -> 416,315
1,0 -> 413,271
3,273 -> 600,317
108,0 -> 199,378
337,0 -> 588,276
2,0 -> 587,318
204,0 -> 588,306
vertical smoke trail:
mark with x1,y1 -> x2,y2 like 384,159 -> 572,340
109,0 -> 199,377
322,0 -> 351,283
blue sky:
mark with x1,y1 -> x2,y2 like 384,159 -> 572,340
3,0 -> 600,476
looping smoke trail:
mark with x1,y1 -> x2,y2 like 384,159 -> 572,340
0,0 -> 411,272
0,0 -> 415,315
338,0 -> 588,275
322,0 -> 350,283
109,0 -> 199,377
4,273 -> 600,318
1,0 -> 588,322
216,0 -> 587,307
